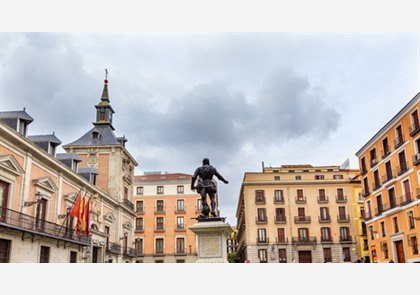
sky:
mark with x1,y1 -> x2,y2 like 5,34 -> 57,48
1,1 -> 420,228
1,31 -> 419,224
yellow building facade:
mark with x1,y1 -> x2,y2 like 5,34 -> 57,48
236,164 -> 363,263
355,93 -> 420,263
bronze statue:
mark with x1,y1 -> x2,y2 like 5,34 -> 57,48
191,158 -> 229,218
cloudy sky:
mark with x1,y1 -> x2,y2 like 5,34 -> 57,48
1,2 -> 420,225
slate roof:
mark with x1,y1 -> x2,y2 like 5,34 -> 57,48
63,124 -> 122,147
134,173 -> 192,182
78,167 -> 98,174
0,110 -> 34,122
27,134 -> 62,145
56,152 -> 82,162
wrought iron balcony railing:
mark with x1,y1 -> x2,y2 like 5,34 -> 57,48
294,216 -> 311,223
274,215 -> 287,224
0,206 -> 90,246
292,236 -> 317,245
122,199 -> 134,211
107,242 -> 121,254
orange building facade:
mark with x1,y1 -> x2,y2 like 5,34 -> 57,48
355,93 -> 420,263
133,172 -> 204,262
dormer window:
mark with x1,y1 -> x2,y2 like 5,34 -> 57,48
92,131 -> 100,140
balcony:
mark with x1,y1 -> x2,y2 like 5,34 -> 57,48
335,195 -> 347,203
107,242 -> 121,254
294,216 -> 311,224
381,148 -> 391,160
292,236 -> 317,246
320,236 -> 333,243
339,235 -> 353,243
256,237 -> 270,244
337,214 -> 350,223
122,199 -> 134,211
155,206 -> 165,214
123,247 -> 138,258
370,158 -> 379,169
275,237 -> 288,244
274,215 -> 287,224
397,163 -> 409,176
362,188 -> 370,197
317,196 -> 329,203
136,207 -> 145,214
175,206 -> 186,214
394,135 -> 405,149
381,170 -> 395,185
318,215 -> 331,223
295,196 -> 307,204
273,197 -> 285,204
175,224 -> 186,232
154,225 -> 165,232
255,197 -> 266,205
410,122 -> 420,137
371,181 -> 381,192
135,226 -> 144,233
174,248 -> 187,256
0,206 -> 90,246
413,153 -> 420,166
256,216 -> 268,224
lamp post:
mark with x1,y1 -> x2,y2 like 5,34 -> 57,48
23,191 -> 42,207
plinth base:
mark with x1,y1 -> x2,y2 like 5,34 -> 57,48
189,220 -> 233,263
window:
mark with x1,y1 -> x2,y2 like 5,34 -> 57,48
255,190 -> 265,202
381,242 -> 389,258
274,176 -> 280,181
136,187 -> 143,195
338,206 -> 347,221
258,249 -> 268,263
156,217 -> 164,230
275,208 -> 286,222
105,226 -> 110,248
176,199 -> 185,212
40,246 -> 50,263
176,237 -> 185,254
157,186 -> 164,194
177,185 -> 184,194
337,188 -> 345,200
377,194 -> 383,215
318,189 -> 327,201
295,175 -> 302,180
136,200 -> 144,212
360,157 -> 367,173
155,238 -> 164,254
320,207 -> 329,221
370,148 -> 378,167
382,137 -> 390,158
393,217 -> 399,233
315,175 -> 324,180
277,228 -> 286,243
340,227 -> 350,241
408,211 -> 416,229
410,236 -> 419,254
388,187 -> 397,208
363,177 -> 369,196
156,200 -> 164,212
368,226 -> 375,240
342,247 -> 351,262
323,248 -> 332,262
333,175 -> 343,179
385,161 -> 393,182
373,170 -> 381,190
274,190 -> 284,202
395,125 -> 404,148
278,249 -> 287,263
0,239 -> 11,263
321,227 -> 331,241
380,221 -> 386,237
257,228 -> 267,243
135,239 -> 143,255
135,218 -> 143,231
402,179 -> 412,202
398,150 -> 407,174
296,189 -> 304,201
411,109 -> 420,133
70,251 -> 77,263
176,216 -> 185,229
257,208 -> 267,222
298,228 -> 309,241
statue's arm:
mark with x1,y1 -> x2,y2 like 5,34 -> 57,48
215,170 -> 229,184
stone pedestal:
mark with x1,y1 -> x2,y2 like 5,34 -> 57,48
189,219 -> 234,263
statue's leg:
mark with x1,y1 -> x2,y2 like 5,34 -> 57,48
209,193 -> 217,217
200,190 -> 210,217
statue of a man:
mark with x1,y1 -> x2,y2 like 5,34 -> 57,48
191,158 -> 229,218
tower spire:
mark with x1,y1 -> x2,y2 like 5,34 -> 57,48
94,69 -> 115,130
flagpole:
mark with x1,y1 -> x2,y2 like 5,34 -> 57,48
57,187 -> 84,236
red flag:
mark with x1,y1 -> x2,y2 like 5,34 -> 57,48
69,192 -> 82,218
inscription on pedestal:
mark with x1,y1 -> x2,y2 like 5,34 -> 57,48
199,234 -> 222,258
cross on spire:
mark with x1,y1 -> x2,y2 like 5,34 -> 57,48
104,68 -> 109,84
